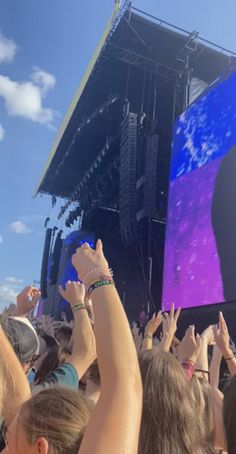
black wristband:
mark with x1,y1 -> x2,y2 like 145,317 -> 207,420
88,279 -> 115,295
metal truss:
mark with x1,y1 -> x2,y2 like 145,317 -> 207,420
107,42 -> 180,85
58,136 -> 119,220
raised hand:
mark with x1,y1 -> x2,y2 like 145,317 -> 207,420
179,325 -> 202,364
72,239 -> 110,284
59,281 -> 85,308
201,325 -> 215,346
14,286 -> 41,316
213,312 -> 231,357
132,323 -> 143,352
160,303 -> 181,352
39,315 -> 55,338
162,304 -> 181,337
145,311 -> 163,337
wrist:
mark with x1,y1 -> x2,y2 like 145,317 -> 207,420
82,267 -> 113,287
223,349 -> 234,360
186,356 -> 197,365
144,333 -> 153,339
144,330 -> 153,337
222,347 -> 232,358
70,300 -> 85,308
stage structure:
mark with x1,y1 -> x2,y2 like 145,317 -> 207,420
36,1 -> 236,321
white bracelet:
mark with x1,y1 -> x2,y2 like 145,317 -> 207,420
82,267 -> 113,285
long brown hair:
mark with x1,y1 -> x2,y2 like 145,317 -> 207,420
18,387 -> 91,453
138,350 -> 214,454
34,345 -> 71,385
223,376 -> 236,454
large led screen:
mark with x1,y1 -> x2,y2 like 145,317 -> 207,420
163,70 -> 236,310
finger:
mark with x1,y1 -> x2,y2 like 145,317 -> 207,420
185,325 -> 192,336
30,286 -> 39,293
66,280 -> 71,289
196,333 -> 202,346
170,303 -> 175,320
23,285 -> 33,295
96,239 -> 103,252
174,307 -> 181,322
32,293 -> 40,305
81,242 -> 90,250
219,312 -> 227,332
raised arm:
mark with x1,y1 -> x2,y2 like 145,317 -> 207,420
195,325 -> 215,381
59,281 -> 96,379
141,311 -> 162,351
72,240 -> 142,454
178,325 -> 202,379
12,286 -> 41,317
0,326 -> 31,427
213,312 -> 236,376
210,344 -> 222,388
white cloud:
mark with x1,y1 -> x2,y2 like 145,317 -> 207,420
0,285 -> 17,308
0,124 -> 5,141
31,67 -> 56,96
0,235 -> 2,244
4,277 -> 24,284
9,220 -> 32,234
0,72 -> 57,127
0,32 -> 17,63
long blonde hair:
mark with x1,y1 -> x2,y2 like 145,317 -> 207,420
18,387 -> 92,453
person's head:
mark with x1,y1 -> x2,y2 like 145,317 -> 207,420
4,387 -> 92,454
34,345 -> 71,385
138,350 -> 214,454
40,334 -> 58,350
2,316 -> 39,373
223,375 -> 236,454
190,375 -> 215,446
55,326 -> 73,346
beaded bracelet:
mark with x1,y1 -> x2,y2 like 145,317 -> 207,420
182,358 -> 196,367
82,267 -> 113,285
88,279 -> 115,295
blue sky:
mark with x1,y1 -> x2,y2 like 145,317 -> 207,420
0,0 -> 235,310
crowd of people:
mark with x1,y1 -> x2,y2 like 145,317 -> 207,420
0,239 -> 236,453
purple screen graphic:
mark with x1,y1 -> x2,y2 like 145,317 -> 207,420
163,71 -> 236,310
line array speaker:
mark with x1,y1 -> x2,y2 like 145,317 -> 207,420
119,112 -> 138,246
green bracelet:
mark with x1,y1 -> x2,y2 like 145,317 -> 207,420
88,279 -> 114,295
72,304 -> 87,313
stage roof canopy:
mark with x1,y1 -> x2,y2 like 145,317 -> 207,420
36,3 -> 236,199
